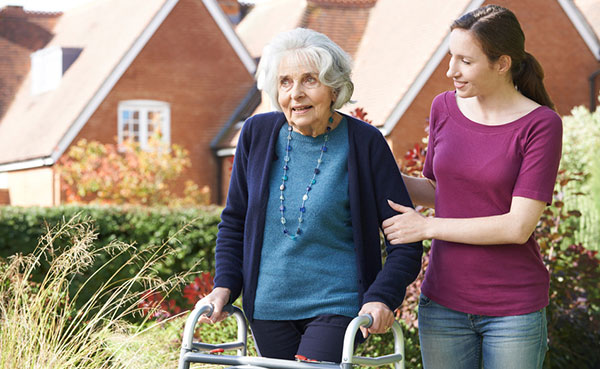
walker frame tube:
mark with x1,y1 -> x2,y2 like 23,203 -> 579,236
178,303 -> 404,369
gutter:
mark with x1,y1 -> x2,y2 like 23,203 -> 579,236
589,68 -> 600,112
0,156 -> 55,172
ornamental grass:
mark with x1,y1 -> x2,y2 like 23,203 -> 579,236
0,213 -> 200,369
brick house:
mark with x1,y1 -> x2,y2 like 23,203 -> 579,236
2,0 -> 599,206
212,0 -> 600,203
0,0 -> 255,206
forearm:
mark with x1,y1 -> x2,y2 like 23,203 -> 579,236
425,215 -> 525,244
401,174 -> 435,208
425,198 -> 545,245
385,196 -> 545,245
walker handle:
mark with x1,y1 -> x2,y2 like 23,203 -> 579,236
340,314 -> 405,369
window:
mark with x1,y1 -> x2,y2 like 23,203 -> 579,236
30,46 -> 62,95
30,46 -> 82,96
118,100 -> 171,150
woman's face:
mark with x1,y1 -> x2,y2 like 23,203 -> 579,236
277,54 -> 336,136
446,28 -> 503,99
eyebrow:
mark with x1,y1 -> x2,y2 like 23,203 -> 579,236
448,51 -> 471,59
278,72 -> 318,79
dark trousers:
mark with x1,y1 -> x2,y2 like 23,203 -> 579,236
249,314 -> 365,363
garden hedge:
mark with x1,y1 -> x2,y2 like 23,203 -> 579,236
0,205 -> 222,304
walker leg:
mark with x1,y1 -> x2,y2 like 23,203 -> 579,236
178,348 -> 190,369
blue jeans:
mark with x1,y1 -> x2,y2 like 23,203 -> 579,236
418,294 -> 547,369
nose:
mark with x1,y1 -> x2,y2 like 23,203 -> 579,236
446,57 -> 458,79
291,81 -> 305,99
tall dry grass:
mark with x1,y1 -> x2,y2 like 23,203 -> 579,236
0,213 -> 200,369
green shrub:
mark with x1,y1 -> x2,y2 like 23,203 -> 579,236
537,168 -> 600,369
560,105 -> 600,250
0,205 -> 222,309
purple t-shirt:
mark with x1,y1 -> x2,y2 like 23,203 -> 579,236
421,91 -> 562,316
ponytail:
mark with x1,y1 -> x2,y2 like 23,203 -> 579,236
451,5 -> 556,111
513,52 -> 555,110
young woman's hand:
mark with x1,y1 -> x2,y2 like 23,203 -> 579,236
383,200 -> 431,244
196,287 -> 231,324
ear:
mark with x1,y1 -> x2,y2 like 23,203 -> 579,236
496,55 -> 512,74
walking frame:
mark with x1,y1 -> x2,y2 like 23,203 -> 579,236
178,303 -> 405,369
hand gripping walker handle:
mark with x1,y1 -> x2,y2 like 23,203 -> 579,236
340,313 -> 405,369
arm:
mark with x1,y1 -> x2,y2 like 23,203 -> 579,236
383,196 -> 545,245
354,125 -> 423,335
212,119 -> 253,304
401,173 -> 436,209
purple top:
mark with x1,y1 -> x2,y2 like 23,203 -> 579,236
421,91 -> 562,316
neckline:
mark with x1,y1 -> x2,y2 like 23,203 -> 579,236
447,91 -> 545,132
289,116 -> 347,142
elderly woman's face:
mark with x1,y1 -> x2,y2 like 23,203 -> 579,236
277,54 -> 335,136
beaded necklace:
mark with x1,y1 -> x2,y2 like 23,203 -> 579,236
278,116 -> 333,240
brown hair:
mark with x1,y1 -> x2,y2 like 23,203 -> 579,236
451,5 -> 555,110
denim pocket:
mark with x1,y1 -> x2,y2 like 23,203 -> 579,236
418,293 -> 432,307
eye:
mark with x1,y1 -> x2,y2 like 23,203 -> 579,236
303,74 -> 319,87
279,77 -> 292,90
461,58 -> 471,65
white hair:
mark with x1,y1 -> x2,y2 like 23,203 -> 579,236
255,28 -> 354,111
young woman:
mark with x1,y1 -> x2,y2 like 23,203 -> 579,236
383,5 -> 562,369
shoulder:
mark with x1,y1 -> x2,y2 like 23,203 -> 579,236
344,113 -> 385,141
240,111 -> 285,142
428,91 -> 455,133
432,91 -> 454,110
430,91 -> 454,123
532,106 -> 562,123
243,111 -> 285,132
527,106 -> 563,134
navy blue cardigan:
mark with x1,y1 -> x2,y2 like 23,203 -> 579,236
214,111 -> 423,321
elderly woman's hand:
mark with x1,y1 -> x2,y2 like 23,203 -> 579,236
357,302 -> 394,338
382,200 -> 431,244
197,287 -> 231,324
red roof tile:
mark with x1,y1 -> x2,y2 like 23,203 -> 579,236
308,0 -> 377,8
301,2 -> 372,56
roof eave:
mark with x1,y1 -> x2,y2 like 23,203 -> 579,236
202,0 -> 257,75
557,0 -> 600,60
0,157 -> 55,172
380,0 -> 485,136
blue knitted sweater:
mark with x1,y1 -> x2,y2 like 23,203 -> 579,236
214,111 -> 422,321
254,118 -> 359,319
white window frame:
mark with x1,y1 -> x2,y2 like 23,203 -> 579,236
117,100 -> 171,151
30,45 -> 63,95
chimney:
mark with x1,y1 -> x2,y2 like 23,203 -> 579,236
216,0 -> 241,24
307,0 -> 377,8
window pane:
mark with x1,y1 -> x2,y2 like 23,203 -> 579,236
121,109 -> 141,142
119,102 -> 169,150
147,110 -> 163,137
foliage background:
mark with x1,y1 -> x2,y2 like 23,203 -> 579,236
0,205 -> 221,308
560,105 -> 600,251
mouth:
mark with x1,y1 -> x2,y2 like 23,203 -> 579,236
453,80 -> 467,89
292,105 -> 312,114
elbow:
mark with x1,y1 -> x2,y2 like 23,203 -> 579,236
512,225 -> 535,245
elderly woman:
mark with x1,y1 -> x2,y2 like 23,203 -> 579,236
198,28 -> 422,363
